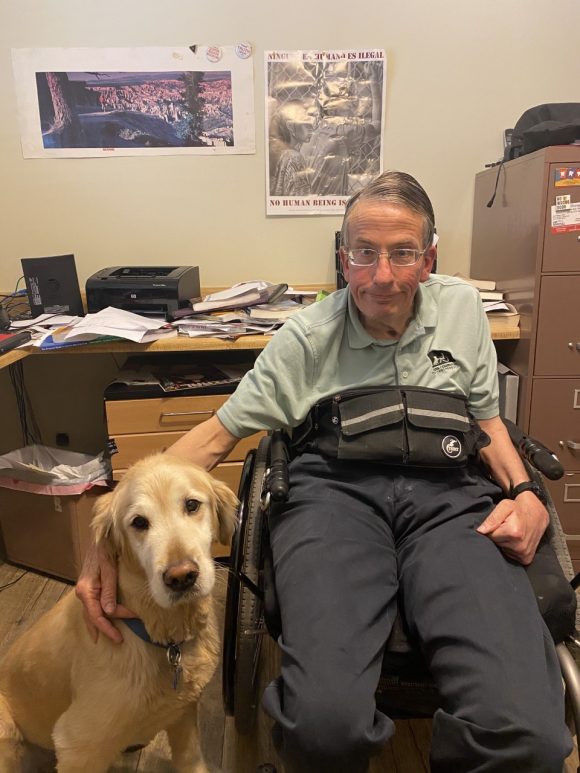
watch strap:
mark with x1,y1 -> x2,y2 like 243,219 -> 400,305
509,480 -> 547,505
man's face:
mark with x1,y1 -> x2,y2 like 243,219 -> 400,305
340,200 -> 436,337
286,104 -> 318,144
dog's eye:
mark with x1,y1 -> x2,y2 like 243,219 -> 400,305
185,498 -> 201,514
131,515 -> 150,531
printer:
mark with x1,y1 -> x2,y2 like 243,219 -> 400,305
85,266 -> 200,319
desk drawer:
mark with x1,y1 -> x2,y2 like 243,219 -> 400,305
106,394 -> 229,434
112,459 -> 245,491
110,431 -> 261,469
529,378 -> 580,471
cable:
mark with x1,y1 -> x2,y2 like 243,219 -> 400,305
0,570 -> 28,593
0,276 -> 26,300
8,361 -> 42,445
486,161 -> 505,208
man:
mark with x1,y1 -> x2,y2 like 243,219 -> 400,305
77,171 -> 571,772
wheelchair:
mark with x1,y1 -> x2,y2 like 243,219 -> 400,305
222,420 -> 580,770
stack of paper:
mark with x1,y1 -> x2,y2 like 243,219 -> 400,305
248,300 -> 309,322
37,307 -> 176,349
483,301 -> 520,333
189,281 -> 288,314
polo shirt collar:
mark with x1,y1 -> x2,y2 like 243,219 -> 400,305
346,283 -> 438,349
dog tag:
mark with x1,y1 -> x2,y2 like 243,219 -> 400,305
167,642 -> 183,690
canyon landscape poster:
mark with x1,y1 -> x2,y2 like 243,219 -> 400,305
12,46 -> 255,157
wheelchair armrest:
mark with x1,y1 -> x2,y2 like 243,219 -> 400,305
267,429 -> 290,502
502,418 -> 564,480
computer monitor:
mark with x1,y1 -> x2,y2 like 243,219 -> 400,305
21,254 -> 84,317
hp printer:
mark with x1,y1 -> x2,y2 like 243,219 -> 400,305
85,266 -> 200,319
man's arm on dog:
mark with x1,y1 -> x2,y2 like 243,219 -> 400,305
165,414 -> 240,469
75,541 -> 134,644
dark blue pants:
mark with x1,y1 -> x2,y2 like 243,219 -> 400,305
262,453 -> 572,772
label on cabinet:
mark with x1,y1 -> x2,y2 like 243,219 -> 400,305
550,201 -> 580,233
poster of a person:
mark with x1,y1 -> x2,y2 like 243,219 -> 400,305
265,49 -> 386,215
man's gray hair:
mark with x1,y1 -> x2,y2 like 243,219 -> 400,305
340,170 -> 436,249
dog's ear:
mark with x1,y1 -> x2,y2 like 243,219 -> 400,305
211,478 -> 239,546
91,490 -> 117,557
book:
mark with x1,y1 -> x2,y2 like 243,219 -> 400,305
485,302 -> 520,333
157,364 -> 243,393
0,330 -> 32,354
454,273 -> 496,291
248,300 -> 308,321
190,283 -> 288,314
39,332 -> 121,350
479,289 -> 504,302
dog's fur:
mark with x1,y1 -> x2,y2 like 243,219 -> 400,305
0,454 -> 238,773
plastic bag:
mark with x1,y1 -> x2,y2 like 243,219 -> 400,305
0,445 -> 111,496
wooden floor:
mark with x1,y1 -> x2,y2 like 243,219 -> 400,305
0,559 -> 577,772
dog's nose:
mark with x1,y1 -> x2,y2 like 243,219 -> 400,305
163,560 -> 200,592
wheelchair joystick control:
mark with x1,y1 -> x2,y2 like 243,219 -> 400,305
503,418 -> 564,481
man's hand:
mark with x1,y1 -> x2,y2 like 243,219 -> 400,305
75,541 -> 134,644
476,491 -> 549,565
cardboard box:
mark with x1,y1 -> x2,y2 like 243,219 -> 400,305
0,487 -> 105,582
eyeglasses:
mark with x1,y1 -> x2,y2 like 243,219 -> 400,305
346,248 -> 426,268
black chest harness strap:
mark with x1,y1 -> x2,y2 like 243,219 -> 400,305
291,386 -> 490,468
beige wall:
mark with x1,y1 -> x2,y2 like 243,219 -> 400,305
1,0 -> 579,293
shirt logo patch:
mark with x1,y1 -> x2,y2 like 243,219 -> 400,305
428,350 -> 457,373
442,435 -> 462,459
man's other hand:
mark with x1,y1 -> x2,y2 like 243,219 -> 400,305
476,492 -> 549,565
75,541 -> 134,644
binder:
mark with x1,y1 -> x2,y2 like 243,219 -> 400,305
497,362 -> 519,423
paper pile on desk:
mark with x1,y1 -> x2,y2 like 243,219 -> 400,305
177,312 -> 279,338
35,307 -> 176,349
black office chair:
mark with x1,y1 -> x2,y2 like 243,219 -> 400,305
222,423 -> 580,767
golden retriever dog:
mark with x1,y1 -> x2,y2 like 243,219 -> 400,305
0,453 -> 238,773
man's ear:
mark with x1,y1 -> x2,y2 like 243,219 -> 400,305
339,246 -> 351,284
211,478 -> 239,546
420,246 -> 437,281
91,490 -> 117,558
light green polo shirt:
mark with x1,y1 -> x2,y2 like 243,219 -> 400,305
217,275 -> 499,438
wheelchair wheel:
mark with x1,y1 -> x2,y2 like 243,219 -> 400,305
223,435 -> 271,734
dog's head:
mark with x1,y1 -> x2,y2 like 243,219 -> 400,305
92,454 -> 238,608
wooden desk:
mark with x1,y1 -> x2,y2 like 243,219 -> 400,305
0,321 -> 518,371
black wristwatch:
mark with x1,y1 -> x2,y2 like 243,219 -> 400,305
509,480 -> 548,506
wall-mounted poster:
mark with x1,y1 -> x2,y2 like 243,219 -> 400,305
12,45 -> 255,158
265,49 -> 386,216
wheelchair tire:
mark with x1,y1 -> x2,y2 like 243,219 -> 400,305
233,436 -> 271,735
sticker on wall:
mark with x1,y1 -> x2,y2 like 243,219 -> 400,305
235,42 -> 252,60
206,45 -> 223,63
554,167 -> 580,187
551,201 -> 580,233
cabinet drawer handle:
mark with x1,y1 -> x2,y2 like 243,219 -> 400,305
160,410 -> 216,418
567,342 -> 580,351
564,440 -> 580,451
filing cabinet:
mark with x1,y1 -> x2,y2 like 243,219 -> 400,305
471,146 -> 580,569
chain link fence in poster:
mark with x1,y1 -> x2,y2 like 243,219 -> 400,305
265,49 -> 386,215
